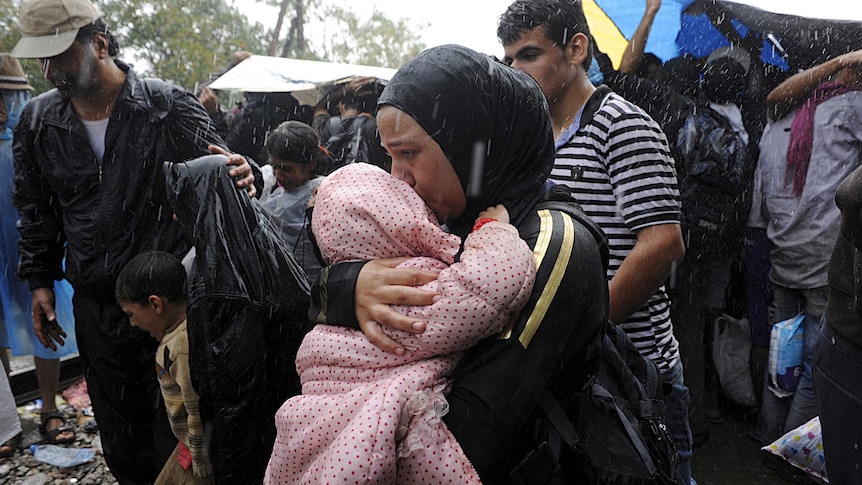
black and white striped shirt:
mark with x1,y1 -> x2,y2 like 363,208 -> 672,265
552,89 -> 681,373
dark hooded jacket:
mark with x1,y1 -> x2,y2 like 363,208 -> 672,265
164,154 -> 312,484
225,91 -> 303,163
13,61 -> 221,297
310,45 -> 608,482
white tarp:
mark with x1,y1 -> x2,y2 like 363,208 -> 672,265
208,55 -> 398,105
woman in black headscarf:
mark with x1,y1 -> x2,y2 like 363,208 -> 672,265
310,44 -> 608,482
376,44 -> 554,236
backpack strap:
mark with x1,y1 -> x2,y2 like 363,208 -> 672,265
591,382 -> 657,474
534,198 -> 609,274
579,85 -> 613,130
536,339 -> 660,479
138,78 -> 180,153
538,388 -> 580,459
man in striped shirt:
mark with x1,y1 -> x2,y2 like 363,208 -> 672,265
499,1 -> 692,483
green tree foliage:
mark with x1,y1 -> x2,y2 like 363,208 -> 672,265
0,0 -> 21,55
0,0 -> 52,94
98,0 -> 268,91
2,0 -> 425,97
1,0 -> 267,94
264,0 -> 322,59
259,0 -> 426,68
314,5 -> 426,68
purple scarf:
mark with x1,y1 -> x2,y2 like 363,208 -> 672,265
786,81 -> 856,196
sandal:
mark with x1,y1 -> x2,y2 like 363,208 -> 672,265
0,432 -> 21,458
39,410 -> 76,445
76,407 -> 99,433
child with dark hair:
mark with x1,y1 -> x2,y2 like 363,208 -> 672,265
259,120 -> 326,277
115,251 -> 212,485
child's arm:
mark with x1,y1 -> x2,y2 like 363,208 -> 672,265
168,342 -> 213,478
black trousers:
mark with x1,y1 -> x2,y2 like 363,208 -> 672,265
73,292 -> 176,485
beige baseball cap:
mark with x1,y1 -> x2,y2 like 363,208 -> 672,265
11,0 -> 100,59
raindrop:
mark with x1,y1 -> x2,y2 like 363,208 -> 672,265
467,140 -> 486,198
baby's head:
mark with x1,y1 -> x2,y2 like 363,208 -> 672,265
115,251 -> 188,342
311,163 -> 462,265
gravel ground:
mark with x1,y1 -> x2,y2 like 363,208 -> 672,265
0,402 -> 116,485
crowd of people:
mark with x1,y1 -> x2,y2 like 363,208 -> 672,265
1,0 -> 861,483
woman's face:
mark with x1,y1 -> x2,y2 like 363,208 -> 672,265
269,157 -> 317,191
377,105 -> 466,223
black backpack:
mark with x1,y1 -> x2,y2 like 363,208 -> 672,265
675,105 -> 752,258
321,116 -> 370,175
507,201 -> 680,485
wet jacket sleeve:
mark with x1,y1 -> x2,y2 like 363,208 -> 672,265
308,261 -> 366,330
13,107 -> 66,290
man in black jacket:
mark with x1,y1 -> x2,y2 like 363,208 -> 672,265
11,0 -> 257,483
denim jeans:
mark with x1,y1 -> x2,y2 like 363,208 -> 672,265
814,321 -> 862,485
663,360 -> 696,485
754,285 -> 826,444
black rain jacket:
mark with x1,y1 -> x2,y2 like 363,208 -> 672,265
13,61 -> 223,297
164,154 -> 312,484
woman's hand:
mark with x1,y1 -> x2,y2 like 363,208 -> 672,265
355,258 -> 439,354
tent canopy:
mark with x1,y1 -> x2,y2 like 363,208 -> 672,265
208,55 -> 398,105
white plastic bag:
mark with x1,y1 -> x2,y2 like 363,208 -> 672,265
30,444 -> 95,467
712,313 -> 757,407
768,313 -> 805,398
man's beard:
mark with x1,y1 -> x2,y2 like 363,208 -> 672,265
50,51 -> 100,99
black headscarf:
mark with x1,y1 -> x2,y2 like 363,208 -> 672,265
378,44 -> 555,237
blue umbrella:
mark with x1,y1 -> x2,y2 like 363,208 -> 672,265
589,0 -> 862,70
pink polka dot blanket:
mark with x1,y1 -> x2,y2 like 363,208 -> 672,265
265,163 -> 537,484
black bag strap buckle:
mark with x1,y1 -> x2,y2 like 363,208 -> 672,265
506,441 -> 561,485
